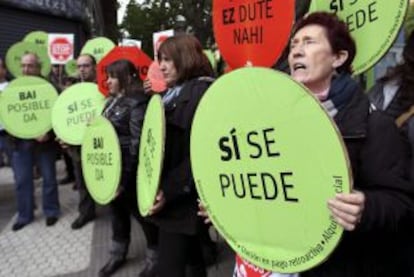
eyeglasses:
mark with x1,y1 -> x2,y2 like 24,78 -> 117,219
77,64 -> 92,68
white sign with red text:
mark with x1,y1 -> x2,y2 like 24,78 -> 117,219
48,33 -> 74,64
152,29 -> 174,60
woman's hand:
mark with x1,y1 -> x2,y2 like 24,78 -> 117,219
149,190 -> 166,215
36,133 -> 50,142
143,79 -> 153,95
328,190 -> 365,231
56,138 -> 69,149
197,200 -> 211,224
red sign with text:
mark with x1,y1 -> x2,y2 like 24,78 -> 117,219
213,0 -> 294,69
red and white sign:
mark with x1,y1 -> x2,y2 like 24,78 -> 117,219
213,0 -> 294,69
48,34 -> 74,64
152,29 -> 174,60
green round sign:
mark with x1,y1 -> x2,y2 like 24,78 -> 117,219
23,31 -> 48,46
6,41 -> 51,77
309,0 -> 408,74
81,116 -> 121,205
0,76 -> 58,139
80,37 -> 115,63
191,67 -> 351,273
65,59 -> 78,77
137,95 -> 166,216
52,83 -> 105,145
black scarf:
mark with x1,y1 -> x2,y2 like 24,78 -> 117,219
322,73 -> 358,118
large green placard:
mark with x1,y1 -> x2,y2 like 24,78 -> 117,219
5,41 -> 51,77
137,94 -> 166,216
0,76 -> 58,139
81,116 -> 121,205
309,0 -> 408,74
23,31 -> 48,46
52,83 -> 105,145
191,67 -> 351,273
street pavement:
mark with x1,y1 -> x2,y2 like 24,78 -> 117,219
0,160 -> 234,277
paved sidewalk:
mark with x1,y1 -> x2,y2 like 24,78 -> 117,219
0,161 -> 234,277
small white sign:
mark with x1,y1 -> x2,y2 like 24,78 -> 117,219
152,29 -> 174,60
120,38 -> 142,49
48,33 -> 74,64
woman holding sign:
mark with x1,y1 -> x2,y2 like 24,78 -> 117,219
286,12 -> 414,277
227,11 -> 414,277
147,35 -> 215,277
99,60 -> 159,277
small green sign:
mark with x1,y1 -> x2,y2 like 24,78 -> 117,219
190,67 -> 351,273
81,116 -> 121,205
65,59 -> 78,77
80,37 -> 115,63
52,83 -> 105,145
0,76 -> 58,139
6,41 -> 51,77
23,31 -> 48,47
137,95 -> 165,216
309,0 -> 408,74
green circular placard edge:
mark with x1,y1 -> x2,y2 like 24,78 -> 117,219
23,31 -> 48,46
137,94 -> 166,216
80,37 -> 115,63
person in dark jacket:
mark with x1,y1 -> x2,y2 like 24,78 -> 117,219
147,35 -> 215,277
98,60 -> 158,277
368,29 -> 414,276
369,30 -> 414,181
286,12 -> 414,277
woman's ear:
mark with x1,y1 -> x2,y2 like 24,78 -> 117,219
333,50 -> 349,69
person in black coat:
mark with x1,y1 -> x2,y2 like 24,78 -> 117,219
369,30 -> 414,181
147,35 -> 215,277
286,12 -> 414,277
98,60 -> 158,277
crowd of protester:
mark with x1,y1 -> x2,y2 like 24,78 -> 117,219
0,9 -> 413,277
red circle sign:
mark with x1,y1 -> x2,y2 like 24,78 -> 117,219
97,46 -> 153,96
213,0 -> 294,69
50,37 -> 73,62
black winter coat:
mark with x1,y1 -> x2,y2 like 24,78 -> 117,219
151,77 -> 212,235
103,92 -> 149,188
303,79 -> 414,277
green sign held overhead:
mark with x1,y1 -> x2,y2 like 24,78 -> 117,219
81,37 -> 115,63
137,95 -> 165,216
309,0 -> 408,74
0,76 -> 58,139
24,31 -> 48,47
6,41 -> 51,77
190,67 -> 351,273
81,116 -> 121,205
52,83 -> 105,145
